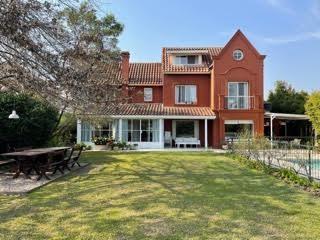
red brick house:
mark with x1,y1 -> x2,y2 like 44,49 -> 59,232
77,30 -> 266,149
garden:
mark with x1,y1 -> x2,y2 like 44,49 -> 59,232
2,151 -> 320,239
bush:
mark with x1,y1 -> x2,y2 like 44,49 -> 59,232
74,142 -> 91,151
92,137 -> 108,145
0,92 -> 59,153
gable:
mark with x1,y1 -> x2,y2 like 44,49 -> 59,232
214,30 -> 265,61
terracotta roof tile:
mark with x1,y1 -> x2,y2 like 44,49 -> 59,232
129,63 -> 162,85
102,103 -> 215,117
162,47 -> 223,73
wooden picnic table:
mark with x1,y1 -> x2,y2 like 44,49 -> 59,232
0,147 -> 71,179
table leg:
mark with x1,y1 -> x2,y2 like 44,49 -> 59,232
12,159 -> 21,179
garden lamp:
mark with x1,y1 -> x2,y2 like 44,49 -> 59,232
8,110 -> 19,119
8,98 -> 19,119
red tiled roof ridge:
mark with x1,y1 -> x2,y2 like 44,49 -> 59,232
162,46 -> 224,49
101,103 -> 215,117
130,62 -> 161,64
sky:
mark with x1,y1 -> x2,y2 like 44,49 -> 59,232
100,0 -> 320,98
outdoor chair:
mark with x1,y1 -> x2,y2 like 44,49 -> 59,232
37,151 -> 66,181
69,146 -> 83,168
62,148 -> 75,171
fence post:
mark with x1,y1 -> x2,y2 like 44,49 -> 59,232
308,148 -> 312,181
247,139 -> 251,159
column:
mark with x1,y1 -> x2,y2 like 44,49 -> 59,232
112,120 -> 116,139
205,118 -> 208,149
159,119 -> 164,148
119,119 -> 123,142
76,119 -> 81,143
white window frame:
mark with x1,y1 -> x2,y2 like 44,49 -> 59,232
173,55 -> 202,65
122,119 -> 160,143
144,87 -> 153,102
227,82 -> 249,109
175,85 -> 197,105
92,122 -> 113,138
233,49 -> 244,61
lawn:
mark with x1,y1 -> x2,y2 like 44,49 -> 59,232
1,152 -> 320,239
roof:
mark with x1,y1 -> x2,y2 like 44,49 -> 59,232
101,103 -> 216,118
129,63 -> 162,85
162,47 -> 223,73
264,112 -> 309,120
104,47 -> 223,85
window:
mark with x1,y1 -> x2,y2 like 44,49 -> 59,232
176,120 -> 195,138
233,49 -> 244,61
144,88 -> 153,102
173,55 -> 201,65
81,122 -> 91,142
175,85 -> 197,104
122,119 -> 160,142
92,122 -> 113,138
225,121 -> 253,140
227,82 -> 249,109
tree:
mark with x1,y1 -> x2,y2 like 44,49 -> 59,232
267,80 -> 308,114
0,0 -> 125,114
305,91 -> 320,137
0,91 -> 59,153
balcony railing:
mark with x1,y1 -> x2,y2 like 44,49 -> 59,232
224,96 -> 254,110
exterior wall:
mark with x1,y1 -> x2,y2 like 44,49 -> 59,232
212,111 -> 264,148
163,74 -> 211,107
211,34 -> 264,111
128,86 -> 163,103
211,33 -> 265,147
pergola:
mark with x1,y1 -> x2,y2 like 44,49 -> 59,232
264,112 -> 312,143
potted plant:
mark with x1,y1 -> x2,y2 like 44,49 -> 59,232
92,137 -> 108,150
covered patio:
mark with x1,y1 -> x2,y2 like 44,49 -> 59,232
264,112 -> 314,144
77,103 -> 216,149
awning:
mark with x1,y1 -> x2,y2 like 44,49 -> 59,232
264,112 -> 309,120
100,103 -> 216,119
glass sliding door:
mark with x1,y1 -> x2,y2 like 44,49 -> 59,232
121,119 -> 160,143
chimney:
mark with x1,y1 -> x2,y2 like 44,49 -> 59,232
121,51 -> 130,84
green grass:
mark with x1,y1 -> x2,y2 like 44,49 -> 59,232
1,152 -> 320,239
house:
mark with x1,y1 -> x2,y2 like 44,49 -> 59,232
77,30 -> 266,149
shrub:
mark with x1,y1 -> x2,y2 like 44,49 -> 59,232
73,142 -> 91,151
0,92 -> 59,153
92,137 -> 108,145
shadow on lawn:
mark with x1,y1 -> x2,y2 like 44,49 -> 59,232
0,151 -> 319,239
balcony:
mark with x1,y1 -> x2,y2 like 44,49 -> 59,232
223,96 -> 255,110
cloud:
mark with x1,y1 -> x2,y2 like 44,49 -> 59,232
264,0 -> 295,14
261,31 -> 320,44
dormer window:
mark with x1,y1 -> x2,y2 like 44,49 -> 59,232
173,55 -> 201,65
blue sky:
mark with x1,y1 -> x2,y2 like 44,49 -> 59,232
101,0 -> 320,98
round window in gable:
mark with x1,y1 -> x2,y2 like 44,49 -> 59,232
233,49 -> 244,61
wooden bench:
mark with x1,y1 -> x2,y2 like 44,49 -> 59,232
0,159 -> 16,167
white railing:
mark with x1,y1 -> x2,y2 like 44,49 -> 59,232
224,96 -> 254,110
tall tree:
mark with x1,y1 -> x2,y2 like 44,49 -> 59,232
267,80 -> 308,114
0,0 -> 124,114
305,91 -> 320,136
